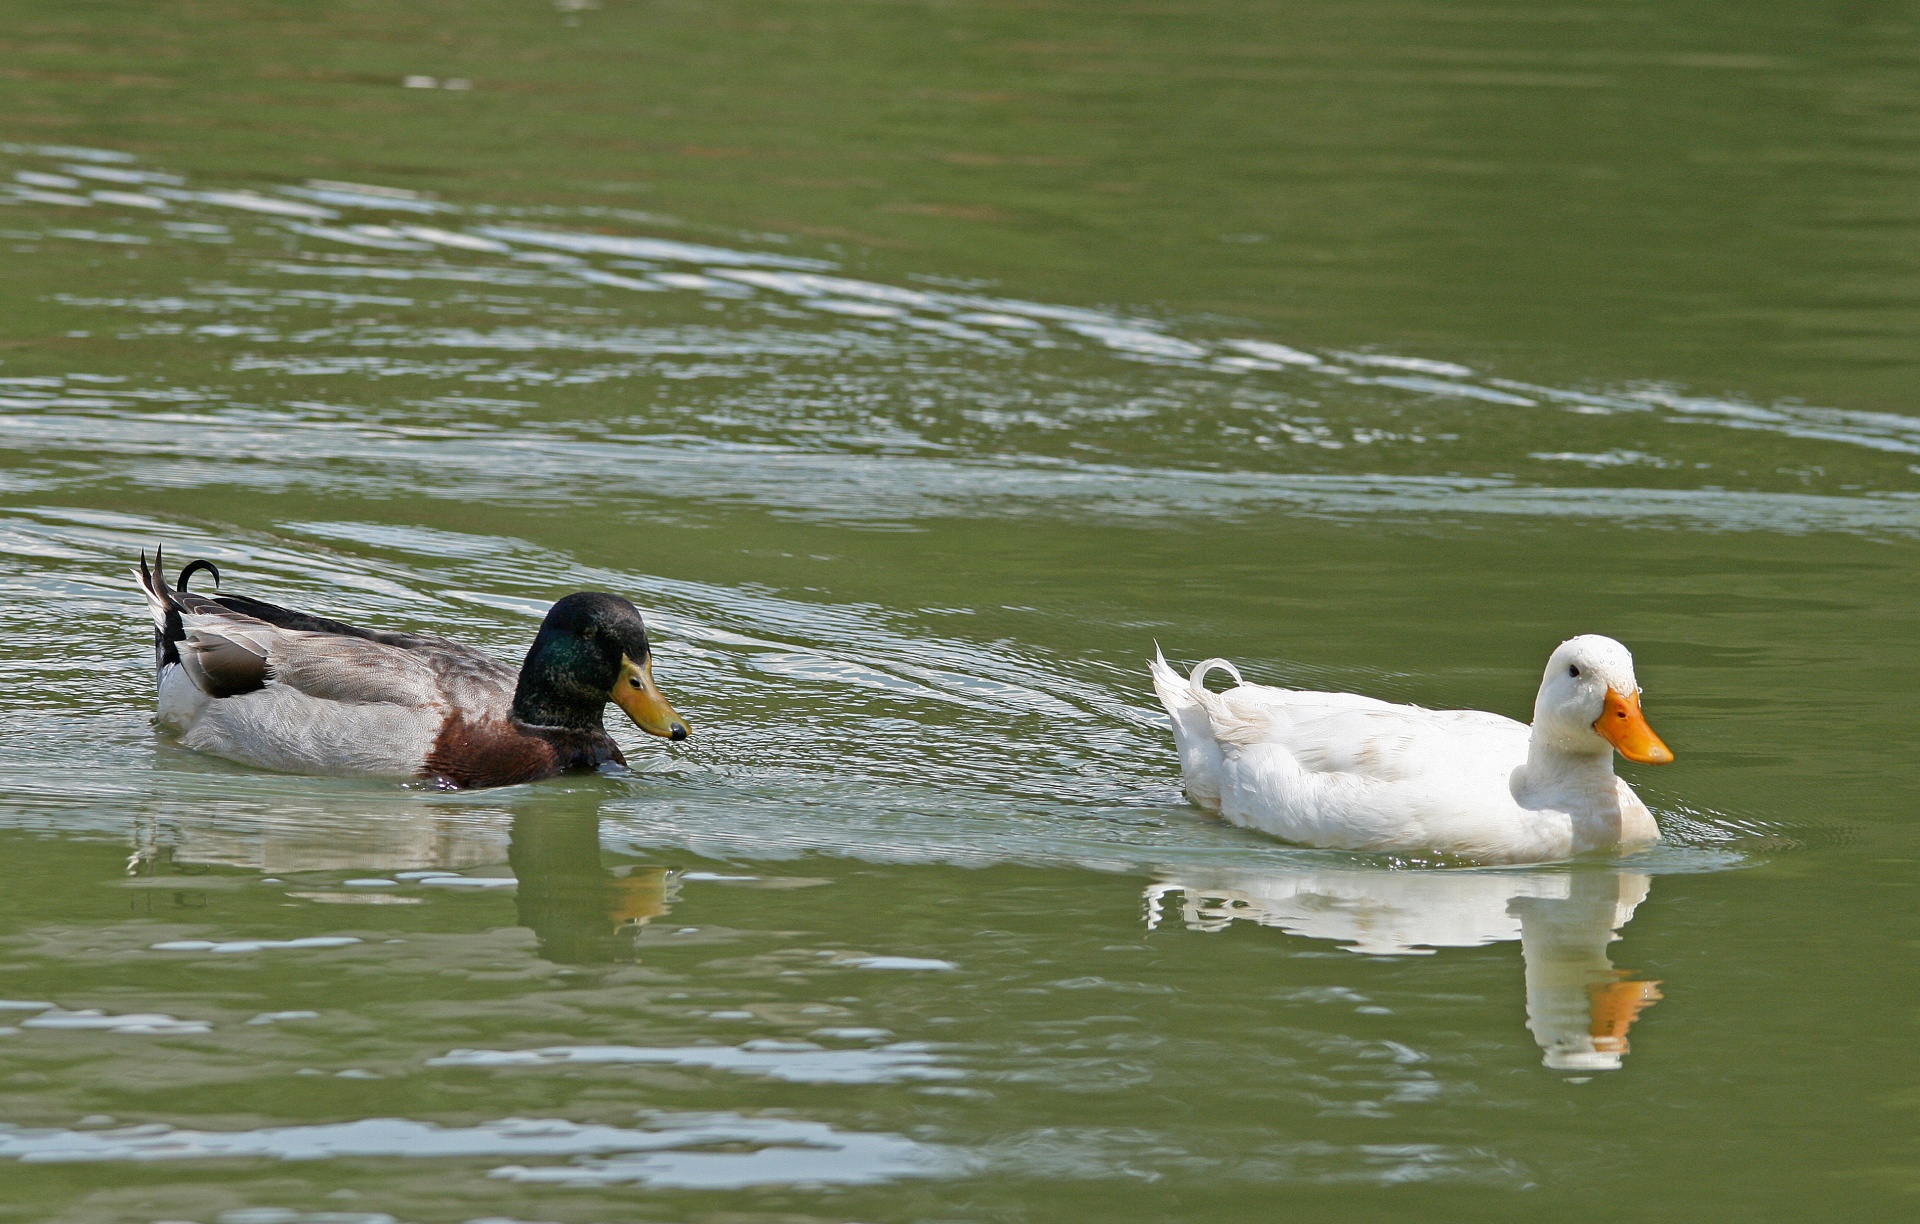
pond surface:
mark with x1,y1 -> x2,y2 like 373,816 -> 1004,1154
1,1 -> 1918,1220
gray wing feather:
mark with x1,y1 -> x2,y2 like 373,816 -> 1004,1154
173,601 -> 516,714
268,632 -> 518,715
179,627 -> 269,697
266,633 -> 457,707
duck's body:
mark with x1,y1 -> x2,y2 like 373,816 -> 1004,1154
1150,636 -> 1672,864
136,552 -> 689,789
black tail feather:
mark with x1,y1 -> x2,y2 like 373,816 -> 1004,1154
140,547 -> 188,671
136,548 -> 424,670
177,558 -> 220,592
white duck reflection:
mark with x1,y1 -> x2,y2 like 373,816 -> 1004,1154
1145,866 -> 1661,1071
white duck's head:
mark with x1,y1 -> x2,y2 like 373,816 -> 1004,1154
1531,635 -> 1673,765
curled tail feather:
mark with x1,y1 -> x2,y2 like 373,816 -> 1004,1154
1188,657 -> 1243,695
1178,656 -> 1287,748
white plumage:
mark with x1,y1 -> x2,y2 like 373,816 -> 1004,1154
1150,635 -> 1672,864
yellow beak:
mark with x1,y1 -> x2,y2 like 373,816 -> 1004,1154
612,653 -> 690,741
1595,687 -> 1672,764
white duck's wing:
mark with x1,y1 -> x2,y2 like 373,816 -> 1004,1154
1185,665 -> 1528,782
1151,652 -> 1430,808
1156,655 -> 1538,855
1238,696 -> 1526,783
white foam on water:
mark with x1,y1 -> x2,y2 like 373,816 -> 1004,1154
18,1009 -> 210,1035
285,223 -> 432,251
1354,375 -> 1536,406
426,1040 -> 959,1084
813,1027 -> 895,1041
842,956 -> 960,971
1222,338 -> 1321,364
16,171 -> 80,189
150,936 -> 362,953
0,1112 -> 955,1189
573,268 -> 664,292
60,164 -> 183,186
1333,352 -> 1476,377
89,190 -> 168,210
473,226 -> 832,271
192,190 -> 338,220
5,188 -> 93,206
398,225 -> 508,252
281,184 -> 454,214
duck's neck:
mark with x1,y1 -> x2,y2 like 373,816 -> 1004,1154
512,634 -> 611,731
1514,722 -> 1617,808
512,683 -> 607,731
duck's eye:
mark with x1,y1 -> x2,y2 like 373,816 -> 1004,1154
1568,665 -> 1581,678
628,676 -> 644,688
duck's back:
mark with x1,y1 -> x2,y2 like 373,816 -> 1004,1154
1205,683 -> 1526,779
139,559 -> 524,779
175,616 -> 520,779
1151,652 -> 1538,855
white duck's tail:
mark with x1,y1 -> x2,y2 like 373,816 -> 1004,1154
1150,645 -> 1238,813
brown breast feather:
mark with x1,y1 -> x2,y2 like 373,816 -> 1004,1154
422,711 -> 626,789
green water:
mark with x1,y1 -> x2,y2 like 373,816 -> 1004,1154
0,0 -> 1918,1220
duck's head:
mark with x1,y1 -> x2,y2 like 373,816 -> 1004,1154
512,592 -> 691,741
1532,635 -> 1671,765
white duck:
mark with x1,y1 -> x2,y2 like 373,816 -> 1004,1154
1150,635 -> 1674,864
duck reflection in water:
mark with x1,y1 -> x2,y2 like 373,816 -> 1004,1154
1145,867 -> 1661,1071
129,794 -> 675,965
509,810 -> 677,964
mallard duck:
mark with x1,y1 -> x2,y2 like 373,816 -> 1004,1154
1150,635 -> 1673,864
135,550 -> 690,789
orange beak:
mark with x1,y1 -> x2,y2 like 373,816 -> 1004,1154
613,653 -> 690,741
1595,688 -> 1673,764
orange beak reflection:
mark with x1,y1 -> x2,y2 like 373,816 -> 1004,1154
1595,687 -> 1673,764
1589,975 -> 1664,1055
